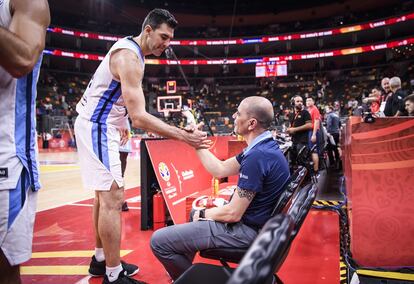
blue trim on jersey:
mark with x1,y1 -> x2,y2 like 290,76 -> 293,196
92,123 -> 110,171
14,57 -> 42,191
8,169 -> 28,229
25,71 -> 35,187
90,80 -> 121,124
127,37 -> 145,63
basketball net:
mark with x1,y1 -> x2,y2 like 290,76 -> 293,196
162,110 -> 170,118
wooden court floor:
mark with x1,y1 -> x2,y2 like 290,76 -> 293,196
20,151 -> 340,283
37,151 -> 140,212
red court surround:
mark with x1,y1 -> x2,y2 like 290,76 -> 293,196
343,117 -> 414,267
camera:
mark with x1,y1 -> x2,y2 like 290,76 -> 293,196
362,111 -> 375,123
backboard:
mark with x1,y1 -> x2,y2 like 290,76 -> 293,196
157,95 -> 182,117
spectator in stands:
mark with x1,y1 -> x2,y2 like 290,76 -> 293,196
362,87 -> 382,116
333,101 -> 341,115
347,97 -> 359,116
287,95 -> 312,168
43,97 -> 53,114
306,96 -> 322,173
150,96 -> 290,281
380,77 -> 390,114
325,106 -> 341,170
384,77 -> 406,116
404,94 -> 414,117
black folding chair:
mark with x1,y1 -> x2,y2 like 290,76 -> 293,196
273,183 -> 318,281
175,183 -> 318,284
199,166 -> 307,265
228,183 -> 318,284
174,214 -> 294,284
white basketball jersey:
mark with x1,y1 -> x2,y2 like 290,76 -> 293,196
0,0 -> 42,191
76,37 -> 145,128
0,0 -> 11,27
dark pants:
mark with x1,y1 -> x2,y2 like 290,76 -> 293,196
150,220 -> 257,280
327,133 -> 340,167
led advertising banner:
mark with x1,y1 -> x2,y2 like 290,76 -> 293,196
47,13 -> 414,45
44,37 -> 414,65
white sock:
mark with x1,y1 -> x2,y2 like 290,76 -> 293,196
95,247 -> 105,262
106,264 -> 123,282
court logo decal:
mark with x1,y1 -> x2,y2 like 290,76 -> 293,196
158,162 -> 171,182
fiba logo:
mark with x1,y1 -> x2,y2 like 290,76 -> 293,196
158,162 -> 170,182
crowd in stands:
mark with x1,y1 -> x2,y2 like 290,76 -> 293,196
38,0 -> 414,140
36,59 -> 414,138
50,1 -> 413,39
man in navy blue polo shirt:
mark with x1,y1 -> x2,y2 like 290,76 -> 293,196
150,96 -> 290,281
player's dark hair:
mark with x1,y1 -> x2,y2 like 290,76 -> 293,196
142,9 -> 178,31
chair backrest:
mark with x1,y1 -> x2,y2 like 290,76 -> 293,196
287,183 -> 318,238
270,166 -> 307,217
271,183 -> 318,273
226,214 -> 294,284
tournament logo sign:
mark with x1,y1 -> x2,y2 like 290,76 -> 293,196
158,162 -> 170,182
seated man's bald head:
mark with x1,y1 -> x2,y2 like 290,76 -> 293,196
241,96 -> 274,129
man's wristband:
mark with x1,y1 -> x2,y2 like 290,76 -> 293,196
199,209 -> 206,219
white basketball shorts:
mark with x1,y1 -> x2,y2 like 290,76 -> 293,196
74,117 -> 123,191
0,168 -> 37,266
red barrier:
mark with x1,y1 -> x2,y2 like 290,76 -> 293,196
343,117 -> 414,267
145,136 -> 236,224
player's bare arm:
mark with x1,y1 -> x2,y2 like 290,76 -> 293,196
0,0 -> 50,77
110,49 -> 207,148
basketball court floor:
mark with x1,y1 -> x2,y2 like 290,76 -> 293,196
20,151 -> 341,283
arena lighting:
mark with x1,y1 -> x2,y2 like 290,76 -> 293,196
43,37 -> 414,65
47,12 -> 414,46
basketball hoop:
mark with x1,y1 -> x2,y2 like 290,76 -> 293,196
157,95 -> 182,118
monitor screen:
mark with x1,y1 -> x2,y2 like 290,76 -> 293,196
256,61 -> 287,77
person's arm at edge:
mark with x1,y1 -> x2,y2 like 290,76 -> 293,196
363,96 -> 380,104
0,0 -> 50,78
311,119 -> 320,142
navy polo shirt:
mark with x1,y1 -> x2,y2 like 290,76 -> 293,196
235,131 -> 290,229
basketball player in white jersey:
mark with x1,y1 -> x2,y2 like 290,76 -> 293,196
75,9 -> 207,284
0,0 -> 50,283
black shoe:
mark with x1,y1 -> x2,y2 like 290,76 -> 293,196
89,255 -> 139,277
102,269 -> 147,284
122,202 -> 129,212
